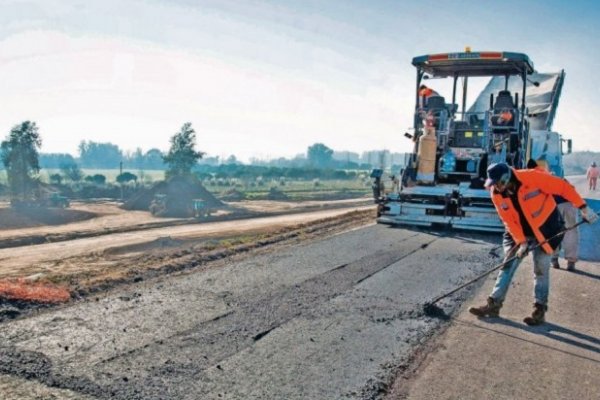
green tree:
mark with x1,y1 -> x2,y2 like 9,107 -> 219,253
129,147 -> 144,169
78,141 -> 123,168
39,153 -> 76,169
163,122 -> 205,178
144,148 -> 165,170
307,143 -> 333,168
59,161 -> 84,182
0,121 -> 42,202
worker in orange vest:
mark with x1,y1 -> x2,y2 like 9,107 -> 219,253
469,163 -> 598,325
418,84 -> 439,108
587,161 -> 599,190
497,108 -> 513,125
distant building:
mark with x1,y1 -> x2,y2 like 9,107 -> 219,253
359,150 -> 405,170
332,151 -> 360,164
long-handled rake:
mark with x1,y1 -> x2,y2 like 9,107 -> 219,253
423,219 -> 588,317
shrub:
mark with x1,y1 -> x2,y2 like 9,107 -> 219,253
49,173 -> 63,185
116,172 -> 137,184
84,174 -> 106,185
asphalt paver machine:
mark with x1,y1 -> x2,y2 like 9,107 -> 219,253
377,49 -> 569,232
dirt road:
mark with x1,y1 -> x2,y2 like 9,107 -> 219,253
0,223 -> 501,399
0,198 -> 372,248
0,207 -> 371,281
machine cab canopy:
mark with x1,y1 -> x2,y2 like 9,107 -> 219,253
412,51 -> 534,77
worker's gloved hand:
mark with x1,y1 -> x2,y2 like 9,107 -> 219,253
582,206 -> 599,224
516,243 -> 529,259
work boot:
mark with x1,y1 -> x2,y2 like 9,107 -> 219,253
551,259 -> 560,269
523,303 -> 547,326
469,297 -> 502,318
567,261 -> 576,271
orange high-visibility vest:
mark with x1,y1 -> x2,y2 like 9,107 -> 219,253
419,88 -> 434,98
490,169 -> 586,253
499,110 -> 513,122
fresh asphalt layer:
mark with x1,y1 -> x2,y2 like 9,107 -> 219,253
0,224 -> 501,399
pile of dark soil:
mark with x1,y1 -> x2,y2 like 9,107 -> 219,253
123,175 -> 223,217
219,188 -> 246,201
0,208 -> 97,230
267,187 -> 289,200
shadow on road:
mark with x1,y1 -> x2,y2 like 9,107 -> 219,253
568,268 -> 600,281
454,318 -> 600,364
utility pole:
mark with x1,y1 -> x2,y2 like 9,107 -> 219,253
119,161 -> 123,201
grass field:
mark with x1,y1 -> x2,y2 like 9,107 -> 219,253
204,179 -> 371,200
0,169 -> 372,200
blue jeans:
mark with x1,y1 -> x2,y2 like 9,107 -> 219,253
490,233 -> 552,306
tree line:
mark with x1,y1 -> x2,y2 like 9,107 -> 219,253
1,120 -> 372,204
195,164 -> 359,181
38,145 -> 166,170
0,121 -> 203,203
2,125 -> 385,173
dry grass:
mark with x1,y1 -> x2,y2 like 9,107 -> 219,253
0,278 -> 71,303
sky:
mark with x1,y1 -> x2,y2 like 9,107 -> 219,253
1,0 -> 599,162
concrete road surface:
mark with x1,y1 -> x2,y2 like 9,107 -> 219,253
395,258 -> 600,400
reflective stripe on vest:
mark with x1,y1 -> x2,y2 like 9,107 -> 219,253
523,189 -> 541,200
531,193 -> 549,219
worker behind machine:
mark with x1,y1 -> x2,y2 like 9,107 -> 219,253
588,161 -> 599,190
527,158 -> 580,271
491,90 -> 516,128
418,84 -> 439,108
497,108 -> 513,125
